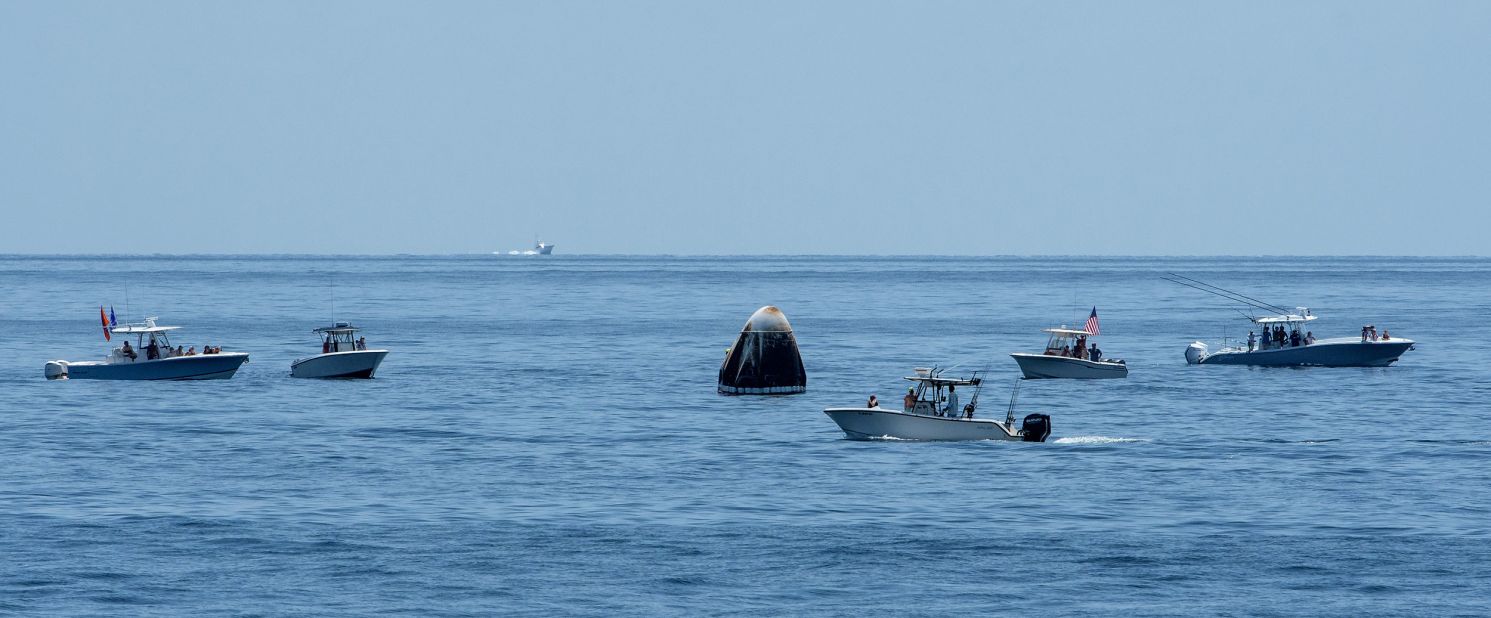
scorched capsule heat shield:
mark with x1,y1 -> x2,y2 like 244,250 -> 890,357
717,306 -> 807,395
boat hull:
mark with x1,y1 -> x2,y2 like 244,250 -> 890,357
824,408 -> 1025,441
57,353 -> 250,380
1190,338 -> 1414,367
1010,353 -> 1128,379
291,350 -> 388,379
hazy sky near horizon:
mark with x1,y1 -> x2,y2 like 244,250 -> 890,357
3,1 -> 1488,255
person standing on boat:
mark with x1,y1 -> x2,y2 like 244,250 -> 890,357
866,394 -> 879,408
945,385 -> 959,418
122,340 -> 137,360
903,387 -> 916,412
1090,343 -> 1101,361
1247,331 -> 1256,352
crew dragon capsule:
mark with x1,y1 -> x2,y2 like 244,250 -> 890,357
717,306 -> 807,395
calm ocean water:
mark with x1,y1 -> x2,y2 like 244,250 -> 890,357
2,255 -> 1489,615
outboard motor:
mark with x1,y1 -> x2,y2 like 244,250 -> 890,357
43,360 -> 69,380
1020,413 -> 1051,443
1185,341 -> 1208,365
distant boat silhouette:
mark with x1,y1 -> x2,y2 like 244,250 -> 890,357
495,240 -> 557,256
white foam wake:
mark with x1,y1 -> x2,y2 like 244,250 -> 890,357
1052,436 -> 1146,445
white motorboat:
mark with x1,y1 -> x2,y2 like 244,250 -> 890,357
290,322 -> 389,378
1010,327 -> 1127,379
506,241 -> 556,256
44,317 -> 249,380
1166,274 -> 1415,368
824,369 -> 1051,442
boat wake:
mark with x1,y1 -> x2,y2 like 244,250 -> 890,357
1052,436 -> 1146,446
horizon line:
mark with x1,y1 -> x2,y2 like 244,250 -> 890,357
1,252 -> 1487,259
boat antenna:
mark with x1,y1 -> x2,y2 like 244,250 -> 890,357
1161,273 -> 1294,315
330,275 -> 335,325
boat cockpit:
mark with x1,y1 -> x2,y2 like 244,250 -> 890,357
108,318 -> 185,362
1250,310 -> 1318,350
315,323 -> 369,354
901,368 -> 984,418
1040,327 -> 1096,359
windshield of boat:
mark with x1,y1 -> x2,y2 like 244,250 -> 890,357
1043,332 -> 1088,353
144,331 -> 170,349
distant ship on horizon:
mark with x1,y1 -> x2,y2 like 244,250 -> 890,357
496,240 -> 556,256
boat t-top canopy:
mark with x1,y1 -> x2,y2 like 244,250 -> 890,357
313,322 -> 360,334
110,317 -> 179,334
1041,327 -> 1093,337
903,375 -> 981,387
110,325 -> 180,334
1253,313 -> 1317,325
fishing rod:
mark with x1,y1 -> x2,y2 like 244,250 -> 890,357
1161,273 -> 1294,315
1165,273 -> 1294,314
966,364 -> 990,415
1161,275 -> 1266,310
1005,377 -> 1024,426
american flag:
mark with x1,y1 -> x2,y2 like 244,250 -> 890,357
1084,307 -> 1101,336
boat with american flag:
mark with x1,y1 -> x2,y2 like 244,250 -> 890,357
1009,308 -> 1128,379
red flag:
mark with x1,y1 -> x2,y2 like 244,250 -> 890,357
100,306 -> 111,341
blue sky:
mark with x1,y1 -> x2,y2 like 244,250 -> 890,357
2,1 -> 1487,254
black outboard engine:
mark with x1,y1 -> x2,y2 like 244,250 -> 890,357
1020,413 -> 1051,443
